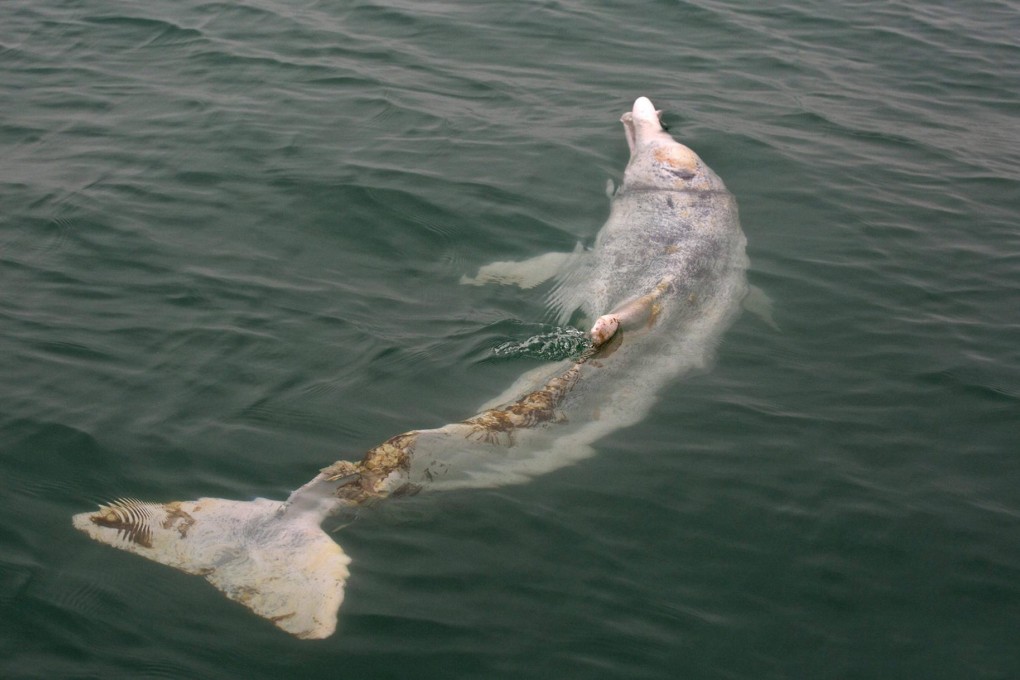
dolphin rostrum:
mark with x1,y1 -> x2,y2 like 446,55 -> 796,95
73,96 -> 752,639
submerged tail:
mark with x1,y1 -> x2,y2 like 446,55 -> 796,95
72,496 -> 350,639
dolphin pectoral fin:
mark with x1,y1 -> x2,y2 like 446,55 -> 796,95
595,275 -> 675,341
460,244 -> 585,290
546,242 -> 593,324
744,285 -> 779,330
589,314 -> 620,346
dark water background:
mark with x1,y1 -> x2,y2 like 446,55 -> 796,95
2,1 -> 1019,678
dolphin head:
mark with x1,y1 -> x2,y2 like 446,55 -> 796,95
619,97 -> 726,193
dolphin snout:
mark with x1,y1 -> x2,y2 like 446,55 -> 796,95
632,97 -> 659,123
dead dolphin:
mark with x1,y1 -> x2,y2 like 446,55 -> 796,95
73,96 -> 751,639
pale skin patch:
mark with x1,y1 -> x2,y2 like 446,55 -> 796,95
654,146 -> 697,173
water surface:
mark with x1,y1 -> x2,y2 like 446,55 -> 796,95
2,1 -> 1018,678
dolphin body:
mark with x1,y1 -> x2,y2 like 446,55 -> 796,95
73,97 -> 750,639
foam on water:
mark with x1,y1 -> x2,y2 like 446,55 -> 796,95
491,326 -> 593,361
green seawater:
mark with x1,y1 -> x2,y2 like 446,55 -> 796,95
2,1 -> 1018,678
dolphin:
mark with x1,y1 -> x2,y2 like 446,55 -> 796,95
73,96 -> 752,639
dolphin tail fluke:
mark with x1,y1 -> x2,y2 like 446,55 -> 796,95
72,496 -> 351,639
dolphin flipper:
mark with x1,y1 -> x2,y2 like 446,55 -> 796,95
744,285 -> 778,330
460,242 -> 586,291
547,243 -> 596,325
